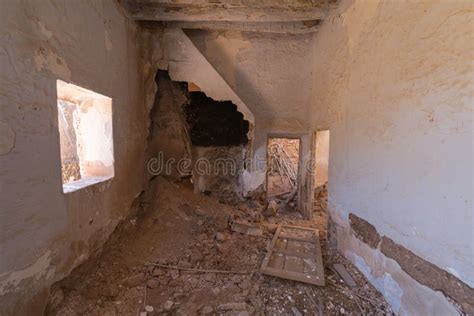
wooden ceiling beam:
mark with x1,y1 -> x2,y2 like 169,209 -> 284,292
119,0 -> 332,22
160,20 -> 321,34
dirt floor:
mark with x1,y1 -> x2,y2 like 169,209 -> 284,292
49,177 -> 392,316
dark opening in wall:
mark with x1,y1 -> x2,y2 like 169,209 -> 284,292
185,92 -> 249,146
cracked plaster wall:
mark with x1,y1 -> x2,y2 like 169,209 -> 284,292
1,0 -> 472,314
310,0 -> 473,313
185,30 -> 315,201
0,1 -> 146,314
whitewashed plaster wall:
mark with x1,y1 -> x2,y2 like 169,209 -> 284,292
0,1 -> 146,314
310,0 -> 473,313
186,30 -> 313,133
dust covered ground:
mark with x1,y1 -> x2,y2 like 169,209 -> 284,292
49,177 -> 392,315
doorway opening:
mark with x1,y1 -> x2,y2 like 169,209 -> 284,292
266,137 -> 301,215
313,130 -> 330,229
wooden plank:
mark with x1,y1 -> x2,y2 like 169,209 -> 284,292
120,2 -> 329,23
268,253 -> 285,270
284,256 -> 303,273
280,224 -> 320,231
287,240 -> 304,254
312,229 -> 325,285
261,266 -> 324,286
274,238 -> 288,250
273,248 -> 314,259
278,234 -> 315,244
302,242 -> 316,253
260,224 -> 283,271
302,258 -> 318,274
163,21 -> 321,35
281,226 -> 314,237
260,224 -> 325,286
333,263 -> 357,288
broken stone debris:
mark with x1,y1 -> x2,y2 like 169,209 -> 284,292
144,305 -> 154,312
200,305 -> 213,314
264,200 -> 279,217
146,279 -> 160,288
51,177 -> 392,315
215,231 -> 227,241
163,300 -> 173,310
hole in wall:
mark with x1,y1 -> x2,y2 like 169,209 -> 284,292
183,88 -> 249,204
148,70 -> 249,204
56,80 -> 114,193
185,91 -> 249,147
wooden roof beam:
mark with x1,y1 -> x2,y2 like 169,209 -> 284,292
119,1 -> 332,22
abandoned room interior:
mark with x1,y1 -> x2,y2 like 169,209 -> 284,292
1,0 -> 473,315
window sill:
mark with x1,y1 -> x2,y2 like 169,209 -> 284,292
62,176 -> 113,194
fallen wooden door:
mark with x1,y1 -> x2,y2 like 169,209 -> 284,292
260,224 -> 325,286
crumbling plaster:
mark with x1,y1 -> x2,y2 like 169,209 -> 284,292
0,1 -> 146,314
1,0 -> 472,314
310,0 -> 473,312
333,214 -> 460,315
152,27 -> 254,125
141,25 -> 262,197
144,26 -> 315,201
185,30 -> 315,201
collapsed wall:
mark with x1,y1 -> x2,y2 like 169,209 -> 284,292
0,1 -> 146,314
186,91 -> 249,203
146,69 -> 249,203
310,0 -> 474,313
1,0 -> 472,314
142,26 -> 255,203
186,29 -> 315,213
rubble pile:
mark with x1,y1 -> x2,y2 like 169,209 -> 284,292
313,183 -> 328,215
51,177 -> 392,316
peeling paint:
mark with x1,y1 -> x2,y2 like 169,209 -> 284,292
346,253 -> 401,309
339,224 -> 460,315
375,273 -> 404,314
445,267 -> 462,280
